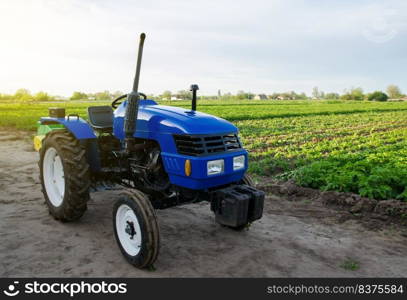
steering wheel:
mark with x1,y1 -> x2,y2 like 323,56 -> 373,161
111,92 -> 147,109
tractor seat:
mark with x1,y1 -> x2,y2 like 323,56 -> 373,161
87,106 -> 113,130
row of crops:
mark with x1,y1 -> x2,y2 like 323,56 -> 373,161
1,99 -> 406,200
237,110 -> 407,201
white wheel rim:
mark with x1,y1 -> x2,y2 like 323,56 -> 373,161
116,204 -> 142,256
43,147 -> 65,207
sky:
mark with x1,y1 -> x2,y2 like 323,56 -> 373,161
0,0 -> 406,97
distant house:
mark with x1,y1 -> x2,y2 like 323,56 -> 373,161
171,96 -> 181,101
389,97 -> 407,101
254,94 -> 268,100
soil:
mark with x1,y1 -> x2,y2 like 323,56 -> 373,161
0,130 -> 406,277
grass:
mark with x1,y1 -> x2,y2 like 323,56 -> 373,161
340,258 -> 360,271
1,99 -> 406,200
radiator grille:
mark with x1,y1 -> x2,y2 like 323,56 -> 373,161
173,133 -> 242,156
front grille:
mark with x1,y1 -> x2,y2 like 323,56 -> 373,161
173,133 -> 242,156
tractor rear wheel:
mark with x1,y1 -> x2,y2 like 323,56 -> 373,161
113,189 -> 160,269
39,129 -> 90,221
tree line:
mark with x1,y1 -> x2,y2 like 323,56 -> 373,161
0,85 -> 404,102
0,89 -> 56,101
311,85 -> 404,102
0,89 -> 127,102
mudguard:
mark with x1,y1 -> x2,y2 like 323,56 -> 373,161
37,117 -> 100,172
39,116 -> 97,140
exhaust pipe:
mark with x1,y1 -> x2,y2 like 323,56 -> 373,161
124,33 -> 146,152
190,84 -> 199,111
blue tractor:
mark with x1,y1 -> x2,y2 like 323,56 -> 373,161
34,33 -> 265,268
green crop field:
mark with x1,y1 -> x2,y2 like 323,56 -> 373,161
1,99 -> 406,201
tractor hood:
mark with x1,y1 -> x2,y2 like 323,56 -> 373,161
143,105 -> 237,134
114,100 -> 238,136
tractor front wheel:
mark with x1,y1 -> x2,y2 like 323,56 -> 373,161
113,190 -> 160,269
241,173 -> 255,187
39,130 -> 90,222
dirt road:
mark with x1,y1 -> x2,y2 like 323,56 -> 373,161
0,130 -> 406,277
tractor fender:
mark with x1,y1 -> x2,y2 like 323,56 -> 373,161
39,117 -> 97,140
38,117 -> 101,171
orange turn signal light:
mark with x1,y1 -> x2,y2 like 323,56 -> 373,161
185,159 -> 191,176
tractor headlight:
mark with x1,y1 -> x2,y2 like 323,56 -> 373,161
207,159 -> 224,176
233,155 -> 245,171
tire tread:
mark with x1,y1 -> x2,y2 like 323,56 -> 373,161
39,129 -> 90,221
